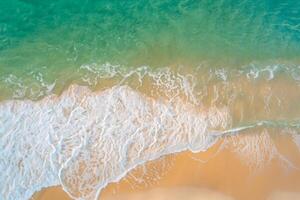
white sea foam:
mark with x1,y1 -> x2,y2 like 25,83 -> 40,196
1,72 -> 56,100
1,63 -> 300,200
227,129 -> 277,171
0,84 -> 231,200
1,62 -> 300,101
240,63 -> 300,82
225,127 -> 300,172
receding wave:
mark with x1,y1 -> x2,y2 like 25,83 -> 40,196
1,64 -> 300,200
0,84 -> 230,199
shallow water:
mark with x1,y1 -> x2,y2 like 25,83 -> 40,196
0,0 -> 300,200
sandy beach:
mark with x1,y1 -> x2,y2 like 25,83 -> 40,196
2,1 -> 300,200
32,131 -> 300,200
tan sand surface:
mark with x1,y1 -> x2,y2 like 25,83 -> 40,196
103,187 -> 235,200
32,134 -> 300,200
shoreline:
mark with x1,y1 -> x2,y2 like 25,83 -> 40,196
2,68 -> 299,200
32,133 -> 300,200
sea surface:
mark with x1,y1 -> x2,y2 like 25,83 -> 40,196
0,1 -> 300,200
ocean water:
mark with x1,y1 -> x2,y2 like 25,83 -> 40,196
0,0 -> 300,200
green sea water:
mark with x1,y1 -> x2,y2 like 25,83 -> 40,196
0,0 -> 300,99
1,1 -> 300,200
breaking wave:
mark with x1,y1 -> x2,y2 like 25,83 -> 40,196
0,84 -> 231,200
0,64 -> 300,200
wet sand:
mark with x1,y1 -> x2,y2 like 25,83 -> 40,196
32,132 -> 300,200
23,69 -> 300,200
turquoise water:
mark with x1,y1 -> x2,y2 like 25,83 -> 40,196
1,0 -> 300,60
1,0 -> 300,100
1,1 -> 300,200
